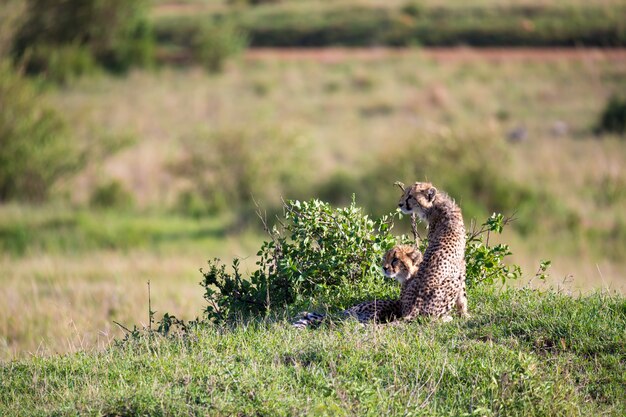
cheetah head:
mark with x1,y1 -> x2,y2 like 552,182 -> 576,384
398,182 -> 437,221
381,245 -> 422,285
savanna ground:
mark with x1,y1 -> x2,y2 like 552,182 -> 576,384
1,46 -> 625,363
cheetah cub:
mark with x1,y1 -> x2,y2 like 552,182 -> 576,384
398,182 -> 469,321
292,245 -> 422,329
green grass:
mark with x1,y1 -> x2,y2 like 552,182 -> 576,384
1,287 -> 624,416
0,204 -> 241,256
152,0 -> 626,51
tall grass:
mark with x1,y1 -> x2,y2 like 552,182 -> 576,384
0,204 -> 262,360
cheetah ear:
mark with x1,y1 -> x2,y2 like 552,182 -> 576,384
426,187 -> 437,202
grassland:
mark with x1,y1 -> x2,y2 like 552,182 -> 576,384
2,287 -> 625,415
2,3 -> 626,416
1,48 -> 625,362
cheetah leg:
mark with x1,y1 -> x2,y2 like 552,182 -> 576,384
455,289 -> 470,318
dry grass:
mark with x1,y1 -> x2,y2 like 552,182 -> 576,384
52,51 -> 626,205
0,243 -> 261,361
494,230 -> 626,294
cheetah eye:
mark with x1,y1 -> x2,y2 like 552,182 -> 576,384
391,259 -> 398,266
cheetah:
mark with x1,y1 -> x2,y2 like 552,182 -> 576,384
292,245 -> 422,329
397,182 -> 469,321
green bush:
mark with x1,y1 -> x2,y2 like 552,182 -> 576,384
89,179 -> 134,209
106,19 -> 155,72
200,198 -> 523,323
0,63 -> 79,202
21,43 -> 97,84
192,21 -> 247,73
316,170 -> 360,206
595,94 -> 626,136
175,189 -> 213,218
201,199 -> 401,322
401,1 -> 424,18
13,0 -> 154,76
152,3 -> 626,59
465,213 -> 523,288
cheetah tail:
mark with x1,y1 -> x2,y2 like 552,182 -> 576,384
292,312 -> 326,329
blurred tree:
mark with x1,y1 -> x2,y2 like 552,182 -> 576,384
596,95 -> 626,136
12,0 -> 154,75
192,21 -> 247,73
0,63 -> 79,202
0,0 -> 25,59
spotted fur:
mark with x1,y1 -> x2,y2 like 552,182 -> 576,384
398,182 -> 469,321
292,245 -> 422,329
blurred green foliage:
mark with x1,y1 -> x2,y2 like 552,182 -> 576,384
20,43 -> 98,84
0,61 -> 132,203
192,21 -> 247,73
6,1 -> 625,75
89,180 -> 134,209
0,0 -> 24,59
154,2 -> 626,49
595,94 -> 626,136
170,127 -> 309,217
0,204 -> 234,256
0,63 -> 78,202
175,190 -> 212,219
13,0 -> 155,79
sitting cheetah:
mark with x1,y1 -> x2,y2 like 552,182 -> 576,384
398,182 -> 469,321
292,245 -> 422,329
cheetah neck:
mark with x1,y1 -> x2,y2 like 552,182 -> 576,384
423,193 -> 463,232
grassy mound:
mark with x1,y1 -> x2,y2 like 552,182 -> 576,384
1,287 -> 624,416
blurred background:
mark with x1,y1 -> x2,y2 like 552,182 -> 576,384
1,0 -> 625,360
